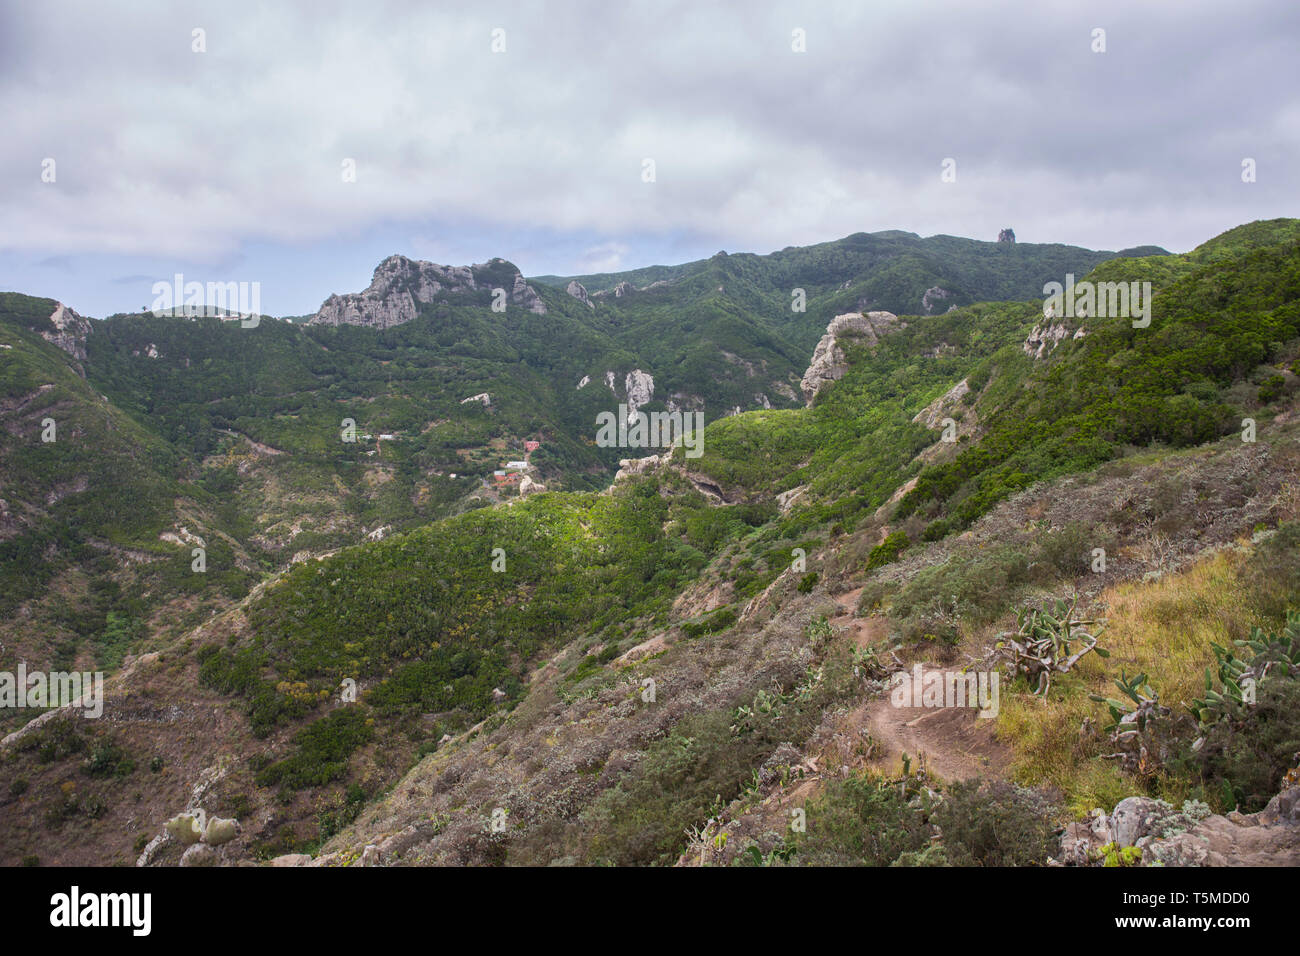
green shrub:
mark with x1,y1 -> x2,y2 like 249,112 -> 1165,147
921,519 -> 951,542
795,775 -> 934,866
255,707 -> 374,790
316,783 -> 369,843
1258,374 -> 1285,403
82,741 -> 135,779
888,543 -> 1032,643
1035,522 -> 1101,578
866,531 -> 909,571
556,651 -> 854,866
933,780 -> 1060,866
19,719 -> 87,764
681,607 -> 738,638
891,844 -> 952,866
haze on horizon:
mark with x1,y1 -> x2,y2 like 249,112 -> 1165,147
1,0 -> 1297,316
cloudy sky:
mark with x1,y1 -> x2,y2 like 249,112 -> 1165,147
2,0 -> 1297,316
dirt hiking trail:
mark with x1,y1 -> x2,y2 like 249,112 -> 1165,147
828,588 -> 1010,783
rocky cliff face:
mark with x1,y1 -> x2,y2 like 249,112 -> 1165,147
509,272 -> 547,314
800,311 -> 900,405
1023,317 -> 1087,359
624,369 -> 654,418
311,255 -> 546,329
583,368 -> 658,418
42,302 -> 92,365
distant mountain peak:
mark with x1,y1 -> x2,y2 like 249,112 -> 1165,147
310,255 -> 546,329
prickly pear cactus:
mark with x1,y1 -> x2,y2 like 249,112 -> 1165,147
164,812 -> 204,846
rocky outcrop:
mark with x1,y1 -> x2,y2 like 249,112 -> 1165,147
800,311 -> 900,405
921,286 -> 953,314
912,379 -> 970,429
43,302 -> 92,364
1144,788 -> 1300,866
1058,786 -> 1300,866
311,255 -> 546,329
510,272 -> 548,314
566,280 -> 593,309
613,281 -> 634,298
1023,318 -> 1086,359
614,452 -> 670,483
593,369 -> 657,418
612,451 -> 731,503
777,484 -> 809,513
998,228 -> 1016,243
312,255 -> 472,329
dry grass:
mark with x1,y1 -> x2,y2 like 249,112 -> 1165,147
996,544 -> 1267,814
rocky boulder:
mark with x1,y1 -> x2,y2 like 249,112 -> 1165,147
1109,796 -> 1182,847
1057,808 -> 1113,865
179,843 -> 218,867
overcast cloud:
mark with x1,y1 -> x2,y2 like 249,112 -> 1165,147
1,0 -> 1297,315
